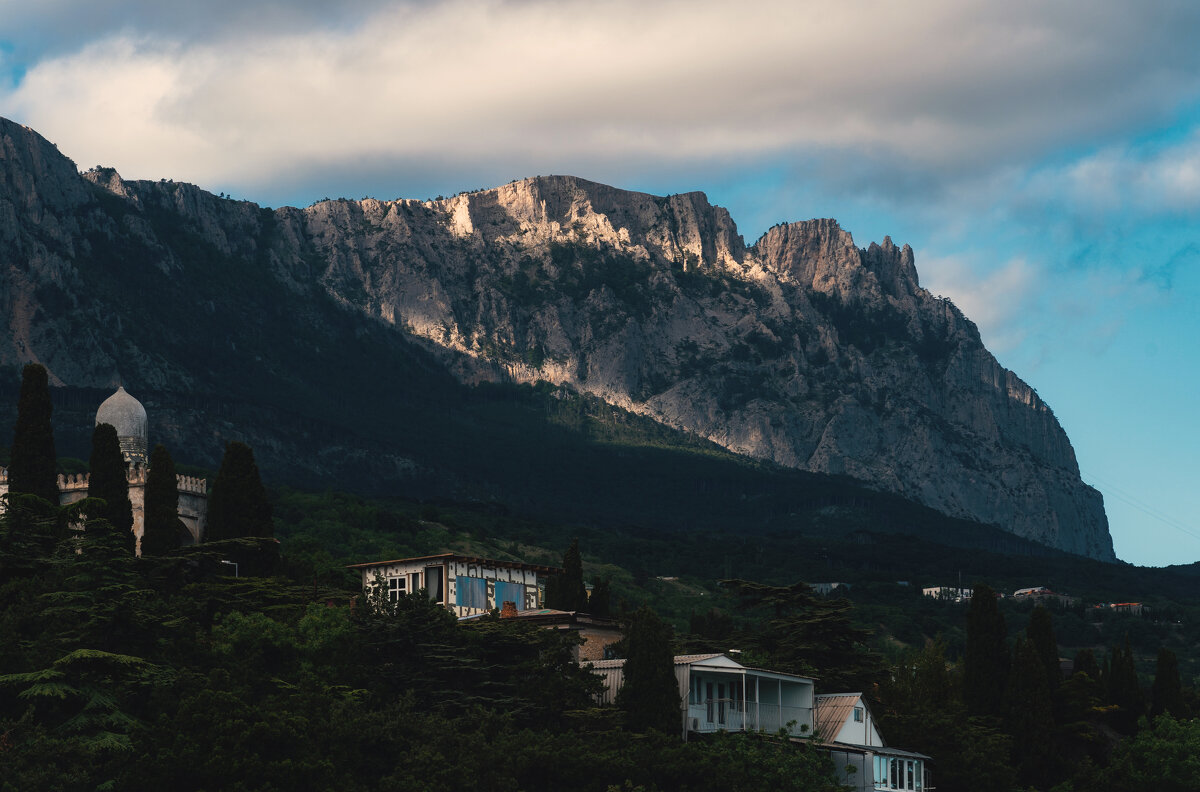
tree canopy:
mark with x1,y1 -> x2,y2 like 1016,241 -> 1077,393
207,441 -> 273,541
87,422 -> 135,551
616,605 -> 681,733
545,537 -> 588,612
8,362 -> 58,505
141,444 -> 180,556
964,584 -> 1008,717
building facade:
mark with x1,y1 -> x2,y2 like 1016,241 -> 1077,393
350,553 -> 560,617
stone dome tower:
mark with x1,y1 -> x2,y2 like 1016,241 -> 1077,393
96,386 -> 148,465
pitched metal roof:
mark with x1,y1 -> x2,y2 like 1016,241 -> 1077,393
815,692 -> 863,742
825,742 -> 931,760
674,653 -> 726,665
346,552 -> 562,575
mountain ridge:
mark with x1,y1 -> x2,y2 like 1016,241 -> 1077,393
0,117 -> 1114,560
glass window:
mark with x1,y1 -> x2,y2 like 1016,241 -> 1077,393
853,706 -> 864,722
387,576 -> 406,601
907,760 -> 914,790
455,576 -> 487,609
915,761 -> 923,791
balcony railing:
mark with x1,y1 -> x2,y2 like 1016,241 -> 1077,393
687,699 -> 812,736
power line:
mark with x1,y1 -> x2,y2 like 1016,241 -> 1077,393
1082,468 -> 1200,544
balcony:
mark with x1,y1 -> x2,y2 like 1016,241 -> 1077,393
687,698 -> 812,737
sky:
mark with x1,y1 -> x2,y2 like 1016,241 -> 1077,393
2,0 -> 1198,567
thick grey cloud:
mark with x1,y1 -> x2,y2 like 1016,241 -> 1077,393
5,0 -> 1200,204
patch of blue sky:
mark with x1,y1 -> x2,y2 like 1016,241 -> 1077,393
0,41 -> 26,88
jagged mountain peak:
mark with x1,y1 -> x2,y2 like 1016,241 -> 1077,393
0,117 -> 1114,560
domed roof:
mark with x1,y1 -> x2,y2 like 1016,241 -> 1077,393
95,386 -> 147,440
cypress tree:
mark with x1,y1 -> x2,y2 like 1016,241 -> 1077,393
616,605 -> 680,733
1027,605 -> 1062,693
207,441 -> 273,540
9,363 -> 58,505
1151,647 -> 1185,719
546,538 -> 589,612
1073,648 -> 1100,679
1005,636 -> 1057,787
588,576 -> 612,619
87,423 -> 135,552
141,444 -> 179,556
964,584 -> 1008,717
1107,635 -> 1144,733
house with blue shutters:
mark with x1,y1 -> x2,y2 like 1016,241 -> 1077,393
349,553 -> 560,616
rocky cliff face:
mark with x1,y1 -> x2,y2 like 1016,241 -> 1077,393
0,117 -> 1114,560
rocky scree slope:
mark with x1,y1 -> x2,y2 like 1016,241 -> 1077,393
0,117 -> 1113,560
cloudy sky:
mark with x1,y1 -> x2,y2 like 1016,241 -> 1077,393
3,0 -> 1198,566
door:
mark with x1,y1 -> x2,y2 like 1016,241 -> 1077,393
424,566 -> 444,604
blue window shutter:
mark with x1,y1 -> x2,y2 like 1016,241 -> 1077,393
495,581 -> 525,609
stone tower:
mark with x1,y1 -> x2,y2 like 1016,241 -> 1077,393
95,386 -> 148,465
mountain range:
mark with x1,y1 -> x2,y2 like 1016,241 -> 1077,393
0,117 -> 1114,561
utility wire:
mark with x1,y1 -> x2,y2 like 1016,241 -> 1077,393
1082,468 -> 1200,545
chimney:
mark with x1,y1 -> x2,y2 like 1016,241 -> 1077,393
500,600 -> 518,619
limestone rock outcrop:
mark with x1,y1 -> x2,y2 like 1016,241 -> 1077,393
0,117 -> 1115,560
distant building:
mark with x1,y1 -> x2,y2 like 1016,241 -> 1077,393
473,603 -> 623,661
817,693 -> 930,791
808,582 -> 852,596
591,653 -> 816,739
1013,587 -> 1077,606
0,386 -> 207,554
352,553 -> 623,658
590,654 -> 930,791
349,553 -> 560,617
922,586 -> 972,602
1090,602 -> 1148,617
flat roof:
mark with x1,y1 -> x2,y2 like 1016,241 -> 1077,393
824,741 -> 931,761
346,552 -> 562,575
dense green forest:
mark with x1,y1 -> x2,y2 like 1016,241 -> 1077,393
5,364 -> 1200,791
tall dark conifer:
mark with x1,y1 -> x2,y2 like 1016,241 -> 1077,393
964,584 -> 1008,717
9,363 -> 58,504
616,606 -> 680,733
1005,636 -> 1057,786
1027,605 -> 1062,693
141,444 -> 179,556
207,441 -> 273,540
1151,647 -> 1185,719
1106,635 -> 1144,733
546,538 -> 588,612
1073,648 -> 1100,679
588,576 -> 612,619
87,423 -> 134,552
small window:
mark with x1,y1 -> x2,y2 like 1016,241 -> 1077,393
387,576 -> 406,601
853,706 -> 864,722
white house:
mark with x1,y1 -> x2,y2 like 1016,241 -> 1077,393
590,653 -> 816,739
921,586 -> 972,603
816,693 -> 931,791
349,553 -> 560,617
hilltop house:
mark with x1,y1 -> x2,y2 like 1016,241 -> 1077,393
349,553 -> 561,617
921,586 -> 972,603
816,693 -> 930,791
592,653 -> 815,739
591,655 -> 930,790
